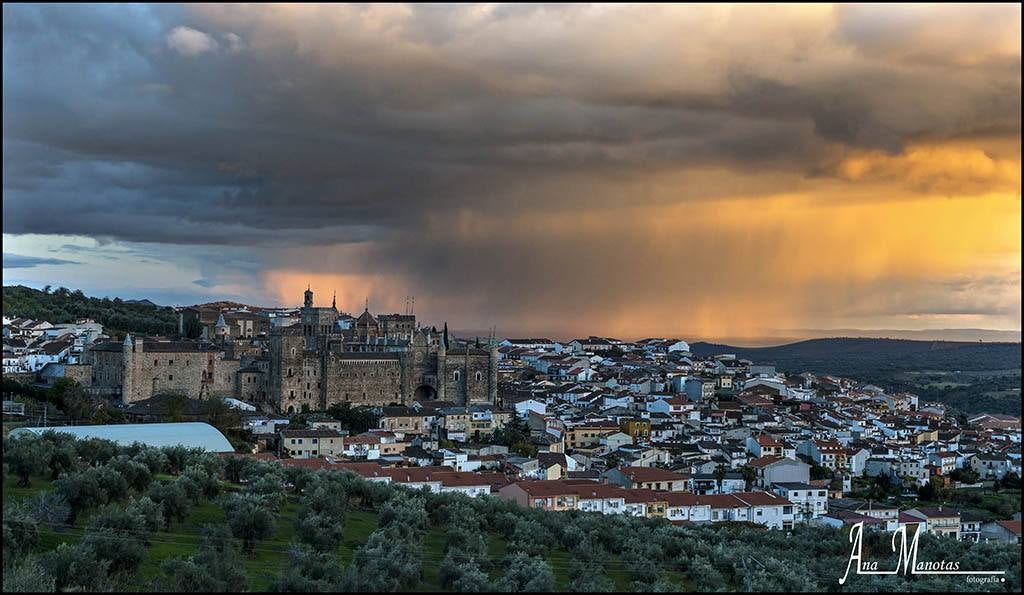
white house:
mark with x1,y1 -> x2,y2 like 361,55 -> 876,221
771,482 -> 828,522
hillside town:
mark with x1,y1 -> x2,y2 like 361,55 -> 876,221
4,306 -> 1021,545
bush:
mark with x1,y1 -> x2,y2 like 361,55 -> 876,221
40,542 -> 111,591
148,481 -> 192,529
4,434 -> 50,487
2,503 -> 40,561
132,447 -> 169,475
2,557 -> 56,592
223,494 -> 276,553
439,553 -> 492,592
82,526 -> 146,576
127,496 -> 163,534
54,469 -> 108,525
270,544 -> 345,592
74,437 -> 119,467
161,525 -> 248,592
107,455 -> 153,493
93,465 -> 131,502
345,529 -> 423,591
495,552 -> 554,592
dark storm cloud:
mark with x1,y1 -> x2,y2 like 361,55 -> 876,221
2,4 -> 1020,334
3,254 -> 80,269
4,4 -> 1017,246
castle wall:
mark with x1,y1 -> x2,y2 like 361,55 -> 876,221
90,340 -> 240,404
89,349 -> 124,388
324,355 -> 403,407
442,350 -> 493,405
268,329 -> 318,413
262,290 -> 497,413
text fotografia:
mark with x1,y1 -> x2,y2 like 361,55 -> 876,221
839,522 -> 1006,585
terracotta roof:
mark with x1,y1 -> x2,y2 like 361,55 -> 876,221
746,455 -> 784,468
698,491 -> 792,508
616,466 -> 688,483
282,428 -> 344,438
506,480 -> 578,498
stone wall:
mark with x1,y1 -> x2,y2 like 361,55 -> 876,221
265,325 -> 498,413
62,363 -> 93,387
267,328 -> 317,413
442,349 -> 494,405
236,369 -> 267,404
89,339 -> 239,404
324,354 -> 403,407
89,349 -> 124,388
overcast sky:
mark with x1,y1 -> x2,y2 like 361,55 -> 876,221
3,3 -> 1021,340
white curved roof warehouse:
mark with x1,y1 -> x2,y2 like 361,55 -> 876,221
10,422 -> 235,452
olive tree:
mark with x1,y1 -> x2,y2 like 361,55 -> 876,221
223,493 -> 276,553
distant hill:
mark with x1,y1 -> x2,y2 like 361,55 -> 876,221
189,300 -> 268,311
2,285 -> 178,338
691,337 -> 1022,416
124,298 -> 159,307
690,337 -> 1021,375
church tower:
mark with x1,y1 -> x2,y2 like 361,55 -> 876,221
304,285 -> 314,309
488,333 -> 499,403
121,334 -> 134,405
215,313 -> 229,343
436,323 -> 447,402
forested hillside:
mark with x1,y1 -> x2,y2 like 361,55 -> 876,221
2,285 -> 177,338
3,432 -> 1020,592
691,338 -> 1022,416
690,338 -> 1021,375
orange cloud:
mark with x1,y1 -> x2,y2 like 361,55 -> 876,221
262,187 -> 1021,340
838,143 -> 1021,194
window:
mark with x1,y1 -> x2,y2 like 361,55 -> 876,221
168,375 -> 173,381
454,371 -> 461,382
154,359 -> 159,365
168,359 -> 173,365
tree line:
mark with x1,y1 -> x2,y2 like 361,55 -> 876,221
3,284 -> 178,338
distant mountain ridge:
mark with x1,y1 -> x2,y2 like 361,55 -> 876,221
690,337 -> 1021,376
124,298 -> 158,307
692,335 -> 1019,368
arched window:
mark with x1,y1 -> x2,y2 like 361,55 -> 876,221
453,371 -> 461,382
475,371 -> 483,383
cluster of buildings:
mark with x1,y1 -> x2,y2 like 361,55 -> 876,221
18,288 -> 499,411
243,333 -> 1020,542
3,317 -> 103,375
9,295 -> 1021,543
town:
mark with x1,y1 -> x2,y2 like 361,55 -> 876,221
4,291 -> 1021,546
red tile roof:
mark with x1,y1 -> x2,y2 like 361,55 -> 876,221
616,466 -> 689,484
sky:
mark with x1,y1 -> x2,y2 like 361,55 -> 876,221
2,3 -> 1021,341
